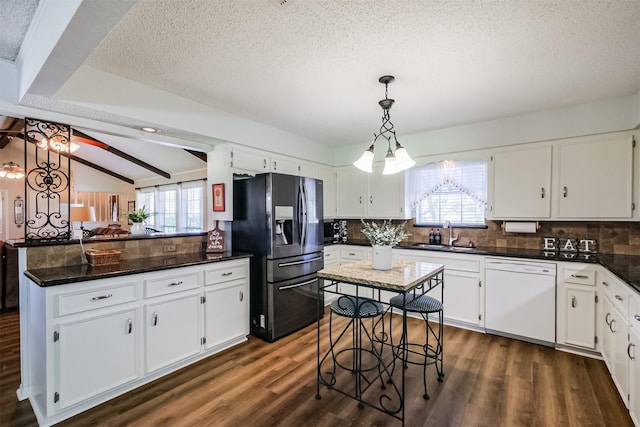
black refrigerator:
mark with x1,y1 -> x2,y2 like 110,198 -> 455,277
232,173 -> 324,342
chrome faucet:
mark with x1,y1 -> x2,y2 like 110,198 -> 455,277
443,220 -> 459,246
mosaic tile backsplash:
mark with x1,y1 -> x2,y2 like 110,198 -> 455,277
345,219 -> 640,255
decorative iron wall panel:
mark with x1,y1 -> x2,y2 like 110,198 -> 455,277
24,118 -> 72,240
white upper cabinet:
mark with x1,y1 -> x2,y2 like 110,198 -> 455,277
270,154 -> 299,176
554,133 -> 634,219
317,166 -> 335,219
488,131 -> 635,221
335,166 -> 368,218
491,145 -> 552,219
335,165 -> 409,219
230,146 -> 270,173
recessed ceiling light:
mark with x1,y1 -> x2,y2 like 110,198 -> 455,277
141,127 -> 159,133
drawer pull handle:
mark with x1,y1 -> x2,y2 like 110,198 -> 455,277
571,274 -> 588,279
563,186 -> 568,197
348,252 -> 356,256
279,256 -> 322,267
615,295 -> 624,302
571,296 -> 577,308
628,342 -> 635,361
610,319 -> 616,333
239,291 -> 244,302
541,187 -> 545,198
152,312 -> 158,327
91,294 -> 113,301
127,318 -> 133,334
221,272 -> 233,276
605,312 -> 612,325
168,281 -> 183,287
635,315 -> 640,322
602,281 -> 609,286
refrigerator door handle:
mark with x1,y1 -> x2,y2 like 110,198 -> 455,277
299,180 -> 308,247
278,256 -> 323,267
279,278 -> 317,290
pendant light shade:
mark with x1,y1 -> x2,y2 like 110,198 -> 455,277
353,75 -> 415,175
353,144 -> 375,173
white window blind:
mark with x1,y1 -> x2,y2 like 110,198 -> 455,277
135,180 -> 205,232
407,160 -> 487,226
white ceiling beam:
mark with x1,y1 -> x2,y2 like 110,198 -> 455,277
15,0 -> 135,101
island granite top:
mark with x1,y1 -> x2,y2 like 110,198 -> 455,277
25,252 -> 252,287
318,259 -> 444,292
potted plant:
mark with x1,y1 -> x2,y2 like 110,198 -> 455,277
360,219 -> 411,270
127,205 -> 150,235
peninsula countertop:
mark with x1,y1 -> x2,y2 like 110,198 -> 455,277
318,258 -> 444,292
25,252 -> 253,287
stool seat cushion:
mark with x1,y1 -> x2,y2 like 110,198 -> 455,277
331,296 -> 383,318
390,293 -> 443,313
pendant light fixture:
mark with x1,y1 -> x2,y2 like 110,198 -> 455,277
353,75 -> 415,175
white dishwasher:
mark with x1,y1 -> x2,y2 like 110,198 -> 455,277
485,258 -> 556,347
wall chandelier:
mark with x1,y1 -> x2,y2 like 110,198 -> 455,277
0,161 -> 25,179
353,75 -> 415,175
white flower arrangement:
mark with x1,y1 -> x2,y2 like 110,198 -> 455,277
360,219 -> 411,247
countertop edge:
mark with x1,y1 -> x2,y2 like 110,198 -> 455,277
25,253 -> 253,287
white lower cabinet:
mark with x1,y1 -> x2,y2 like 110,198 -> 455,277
205,279 -> 248,349
24,258 -> 250,427
144,293 -> 202,373
393,249 -> 483,328
338,245 -> 373,299
629,325 -> 640,426
600,269 -> 632,408
556,263 -> 597,350
56,308 -> 138,410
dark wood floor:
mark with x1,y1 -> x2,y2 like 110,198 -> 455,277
0,309 -> 633,427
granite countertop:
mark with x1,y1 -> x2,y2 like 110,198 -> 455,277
25,252 -> 253,287
329,240 -> 640,294
318,259 -> 444,291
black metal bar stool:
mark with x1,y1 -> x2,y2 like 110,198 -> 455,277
389,292 -> 444,400
319,295 -> 386,406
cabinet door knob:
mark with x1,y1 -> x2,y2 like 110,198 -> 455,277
541,187 -> 545,198
152,312 -> 158,326
571,296 -> 577,308
628,342 -> 635,361
563,186 -> 568,198
127,318 -> 133,334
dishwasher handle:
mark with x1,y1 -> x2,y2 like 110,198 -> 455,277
485,261 -> 556,276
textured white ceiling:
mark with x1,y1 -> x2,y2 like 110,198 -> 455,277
0,0 -> 39,61
84,0 -> 640,146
